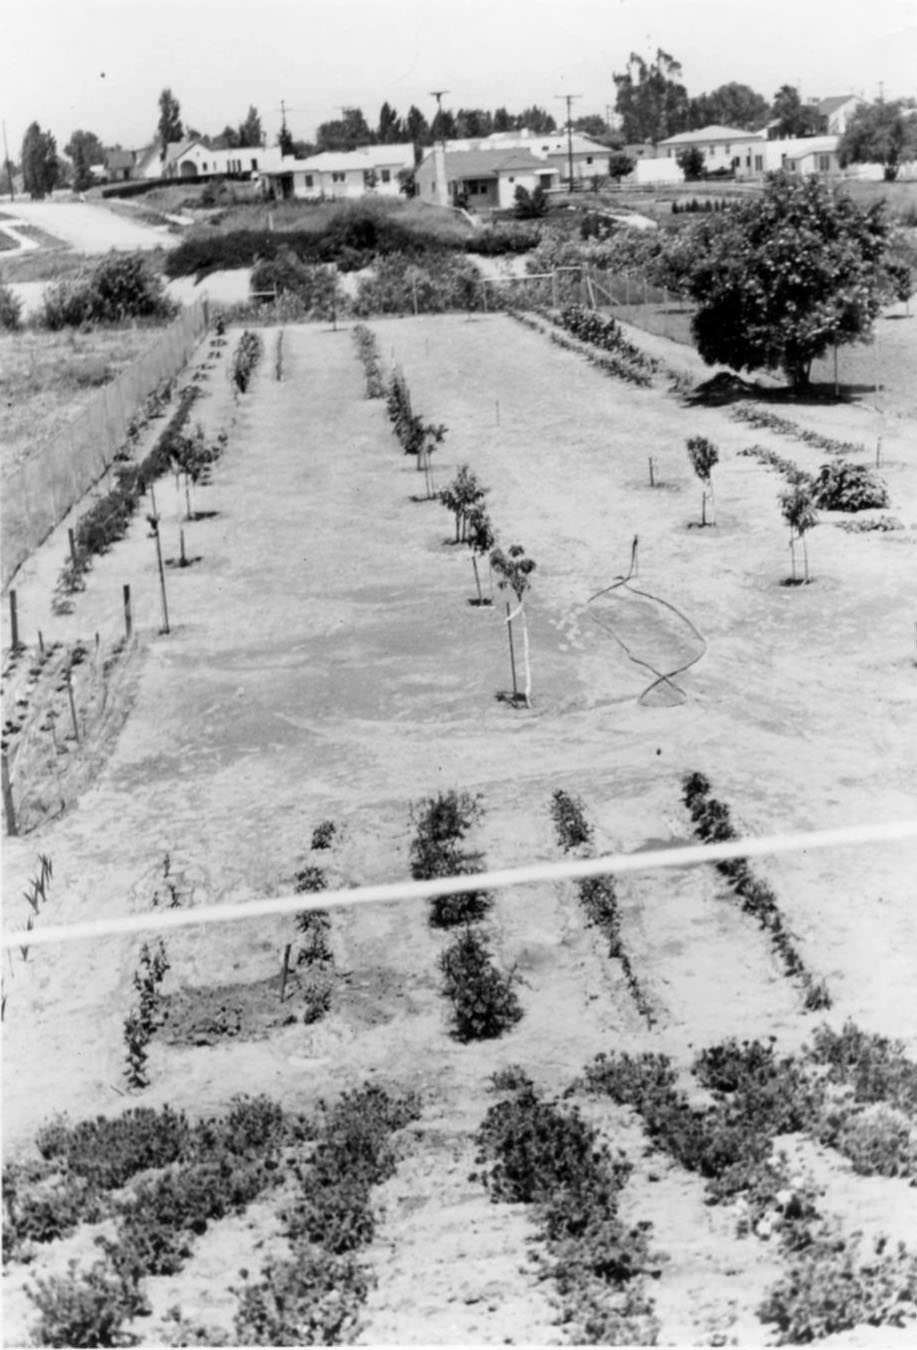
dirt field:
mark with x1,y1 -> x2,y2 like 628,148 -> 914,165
2,313 -> 916,1345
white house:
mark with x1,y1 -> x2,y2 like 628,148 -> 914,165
656,125 -> 842,180
816,95 -> 862,135
441,128 -> 612,183
131,139 -> 274,181
262,144 -> 415,200
415,145 -> 560,210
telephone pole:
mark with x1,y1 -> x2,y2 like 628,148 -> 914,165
430,90 -> 450,149
555,93 -> 581,192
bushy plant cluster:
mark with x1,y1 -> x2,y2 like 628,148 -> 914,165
439,464 -> 487,544
0,281 -> 23,331
681,772 -> 831,1011
550,791 -> 655,1024
438,928 -> 523,1042
57,386 -> 201,596
291,838 -> 335,1023
731,405 -> 869,458
250,247 -> 339,319
352,323 -> 385,397
550,789 -> 593,853
41,254 -> 176,330
811,460 -> 889,512
385,368 -> 446,461
807,1022 -> 917,1114
27,1255 -> 149,1348
353,251 -> 485,316
559,304 -> 658,376
234,1084 -> 420,1345
509,309 -> 654,389
671,198 -> 732,214
123,939 -> 169,1090
231,329 -> 262,393
409,790 -> 492,928
476,1079 -> 660,1344
464,223 -> 541,255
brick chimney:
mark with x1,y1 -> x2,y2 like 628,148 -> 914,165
433,142 -> 449,207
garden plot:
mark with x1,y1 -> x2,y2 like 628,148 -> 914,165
3,313 -> 917,1346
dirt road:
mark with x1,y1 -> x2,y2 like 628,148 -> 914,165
8,199 -> 172,253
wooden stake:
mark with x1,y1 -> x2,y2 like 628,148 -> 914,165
65,665 -> 80,743
876,436 -> 882,468
149,481 -> 158,518
8,589 -> 19,651
123,584 -> 132,639
648,456 -> 655,487
833,344 -> 839,397
279,943 -> 292,1002
38,630 -> 44,655
179,529 -> 188,567
184,476 -> 192,521
67,528 -> 78,571
151,521 -> 170,635
1,751 -> 16,837
505,601 -> 519,701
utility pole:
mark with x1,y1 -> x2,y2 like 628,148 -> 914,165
430,91 -> 450,207
1,121 -> 13,202
555,93 -> 581,192
430,90 -> 450,149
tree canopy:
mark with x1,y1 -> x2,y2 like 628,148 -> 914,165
157,88 -> 183,151
688,82 -> 770,131
839,99 -> 917,181
770,85 -> 822,138
613,49 -> 689,144
237,106 -> 263,147
21,123 -> 60,199
687,172 -> 891,389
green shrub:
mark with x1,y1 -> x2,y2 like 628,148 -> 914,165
311,820 -> 337,849
820,1104 -> 917,1179
27,1257 -> 148,1347
806,1021 -> 917,1113
812,461 -> 889,511
34,1105 -> 191,1191
41,254 -> 175,329
250,247 -> 339,318
2,1170 -> 102,1260
439,928 -> 522,1041
0,282 -> 22,331
233,1251 -> 369,1346
550,788 -> 593,852
353,251 -> 484,316
477,1084 -> 614,1204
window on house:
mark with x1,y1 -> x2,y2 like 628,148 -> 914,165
202,162 -> 207,171
381,168 -> 390,182
586,156 -> 593,164
754,155 -> 763,171
305,174 -> 314,188
251,158 -> 258,171
819,155 -> 830,172
509,176 -> 515,183
332,171 -> 345,183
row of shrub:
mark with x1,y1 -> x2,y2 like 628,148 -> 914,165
671,198 -> 734,214
384,365 -> 446,459
289,819 -> 340,1024
409,790 -> 522,1042
558,303 -> 659,376
231,329 -> 262,392
739,445 -> 890,512
352,251 -> 486,316
476,1071 -> 660,1343
731,404 -> 869,458
510,310 -> 654,389
352,323 -> 385,397
250,246 -> 339,320
682,772 -> 831,1011
550,791 -> 655,1025
582,1035 -> 917,1343
56,384 -> 202,600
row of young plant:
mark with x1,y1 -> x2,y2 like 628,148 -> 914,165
287,817 -> 340,1025
474,1069 -> 661,1344
731,404 -> 870,458
581,1031 -> 917,1344
509,310 -> 654,389
409,790 -> 522,1042
10,1083 -> 421,1347
739,444 -> 890,511
231,329 -> 262,393
682,772 -> 831,1011
557,304 -> 660,379
352,323 -> 385,398
551,791 -> 655,1025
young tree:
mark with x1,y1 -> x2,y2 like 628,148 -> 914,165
70,141 -> 93,192
491,544 -> 536,706
770,85 -> 822,138
216,124 -> 241,149
157,88 -> 183,154
686,436 -> 719,526
687,172 -> 889,390
466,506 -> 495,605
613,49 -> 690,144
839,100 -> 917,182
405,105 -> 429,149
513,184 -> 547,219
608,151 -> 635,180
65,130 -> 105,171
518,105 -> 556,134
689,83 -> 770,131
780,482 -> 818,583
238,105 -> 264,147
21,123 -> 59,198
377,101 -> 402,142
440,465 -> 486,543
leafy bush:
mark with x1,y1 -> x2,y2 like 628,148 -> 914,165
465,223 -> 541,255
557,304 -> 657,379
311,819 -> 337,849
550,788 -> 593,852
476,1083 -> 614,1204
231,329 -> 262,392
352,325 -> 385,398
234,1251 -> 370,1345
513,184 -> 548,220
812,460 -> 889,511
731,405 -> 868,457
41,254 -> 175,329
34,1105 -> 191,1191
2,1170 -> 102,1260
353,251 -> 484,316
439,928 -> 522,1041
410,790 -> 493,929
806,1022 -> 917,1114
759,1232 -> 917,1343
820,1104 -> 917,1179
0,281 -> 23,331
27,1256 -> 148,1347
250,248 -> 339,319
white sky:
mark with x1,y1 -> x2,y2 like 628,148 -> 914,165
4,0 -> 916,154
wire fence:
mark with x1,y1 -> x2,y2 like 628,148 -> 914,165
2,301 -> 209,592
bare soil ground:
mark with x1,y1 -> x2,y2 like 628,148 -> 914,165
2,313 -> 916,1345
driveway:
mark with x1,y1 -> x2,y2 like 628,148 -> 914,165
7,199 -> 172,253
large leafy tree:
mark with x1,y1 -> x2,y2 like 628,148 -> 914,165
687,172 -> 890,390
454,108 -> 493,138
316,107 -> 372,152
21,123 -> 59,198
405,105 -> 429,147
518,105 -> 556,134
157,88 -> 183,152
377,102 -> 403,142
839,99 -> 917,182
66,130 -> 105,168
689,83 -> 770,131
613,49 -> 689,144
237,106 -> 263,147
770,85 -> 822,138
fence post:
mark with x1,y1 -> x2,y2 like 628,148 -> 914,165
505,602 -> 519,702
1,751 -> 16,837
9,590 -> 20,651
123,584 -> 132,639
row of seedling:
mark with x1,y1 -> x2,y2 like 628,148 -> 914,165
352,323 -> 385,398
551,790 -> 656,1025
123,939 -> 170,1090
509,310 -> 652,389
558,303 -> 660,377
732,404 -> 869,458
409,790 -> 522,1042
384,365 -> 447,498
681,772 -> 831,1010
231,329 -> 262,394
285,818 -> 340,1024
476,1069 -> 661,1344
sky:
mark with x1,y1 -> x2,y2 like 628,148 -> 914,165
4,0 -> 916,155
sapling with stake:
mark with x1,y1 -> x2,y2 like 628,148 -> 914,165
440,465 -> 486,543
466,506 -> 495,606
780,482 -> 818,584
491,544 -> 537,706
686,435 -> 719,526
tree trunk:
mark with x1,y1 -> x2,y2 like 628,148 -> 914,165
802,532 -> 810,584
519,605 -> 532,707
472,554 -> 483,604
789,531 -> 797,582
701,489 -> 707,527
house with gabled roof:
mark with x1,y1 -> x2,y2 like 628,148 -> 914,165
816,95 -> 862,135
416,145 -> 560,210
261,144 -> 415,200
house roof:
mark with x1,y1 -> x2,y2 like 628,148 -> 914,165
818,95 -> 858,116
440,147 -> 558,179
658,125 -> 766,146
783,136 -> 841,161
105,148 -> 134,170
286,144 -> 414,174
166,138 -> 208,164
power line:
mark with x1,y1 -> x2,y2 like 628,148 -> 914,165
3,818 -> 915,952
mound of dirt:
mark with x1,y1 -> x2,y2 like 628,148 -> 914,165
690,370 -> 757,405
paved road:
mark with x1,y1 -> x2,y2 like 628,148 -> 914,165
8,199 -> 172,253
